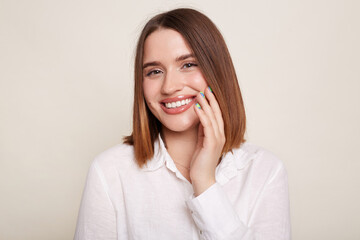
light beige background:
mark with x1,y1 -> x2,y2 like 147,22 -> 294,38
1,0 -> 359,239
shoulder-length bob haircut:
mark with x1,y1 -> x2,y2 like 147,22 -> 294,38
124,8 -> 246,168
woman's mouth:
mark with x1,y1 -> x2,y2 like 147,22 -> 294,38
164,98 -> 193,109
160,96 -> 196,114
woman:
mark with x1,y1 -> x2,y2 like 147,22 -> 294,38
75,8 -> 290,240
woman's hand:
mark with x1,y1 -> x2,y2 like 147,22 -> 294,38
190,86 -> 226,196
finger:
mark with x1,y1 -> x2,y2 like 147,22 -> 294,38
196,91 -> 220,137
194,102 -> 216,147
196,123 -> 204,148
204,86 -> 224,135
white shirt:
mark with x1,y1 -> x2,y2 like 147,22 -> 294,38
74,137 -> 291,240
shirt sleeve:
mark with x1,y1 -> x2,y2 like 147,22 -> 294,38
185,163 -> 290,240
74,160 -> 117,240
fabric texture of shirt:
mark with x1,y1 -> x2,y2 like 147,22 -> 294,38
74,136 -> 291,240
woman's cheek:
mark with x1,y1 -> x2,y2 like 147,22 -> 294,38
143,79 -> 161,107
187,71 -> 207,90
143,80 -> 154,99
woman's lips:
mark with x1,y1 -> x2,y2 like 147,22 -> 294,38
160,95 -> 196,115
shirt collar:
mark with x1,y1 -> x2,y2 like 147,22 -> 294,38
141,135 -> 256,185
141,135 -> 167,172
215,144 -> 255,185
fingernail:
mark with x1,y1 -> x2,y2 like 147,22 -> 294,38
208,86 -> 213,93
200,92 -> 205,98
195,103 -> 201,109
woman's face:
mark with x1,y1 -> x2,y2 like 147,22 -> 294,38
142,28 -> 207,133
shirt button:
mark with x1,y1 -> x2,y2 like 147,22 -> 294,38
190,210 -> 193,214
200,230 -> 203,235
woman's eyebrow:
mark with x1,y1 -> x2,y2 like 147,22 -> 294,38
142,54 -> 195,69
143,61 -> 161,69
175,53 -> 195,62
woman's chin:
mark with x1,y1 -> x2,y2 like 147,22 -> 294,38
162,119 -> 199,133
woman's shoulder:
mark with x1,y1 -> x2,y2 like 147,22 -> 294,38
224,142 -> 288,188
233,142 -> 286,173
91,142 -> 137,173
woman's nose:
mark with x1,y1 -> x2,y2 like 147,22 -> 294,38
160,70 -> 184,95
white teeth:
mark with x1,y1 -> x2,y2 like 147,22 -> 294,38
164,98 -> 193,109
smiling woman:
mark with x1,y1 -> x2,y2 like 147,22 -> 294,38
74,8 -> 290,240
142,29 -> 207,135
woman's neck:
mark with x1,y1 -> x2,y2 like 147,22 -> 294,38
161,125 -> 199,170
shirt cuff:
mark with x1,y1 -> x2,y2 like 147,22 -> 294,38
185,182 -> 247,239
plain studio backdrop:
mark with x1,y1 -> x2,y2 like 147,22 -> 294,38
0,0 -> 359,239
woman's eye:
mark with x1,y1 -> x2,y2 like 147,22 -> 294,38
146,70 -> 162,76
182,62 -> 198,69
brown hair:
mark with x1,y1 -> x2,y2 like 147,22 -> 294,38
124,8 -> 246,168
